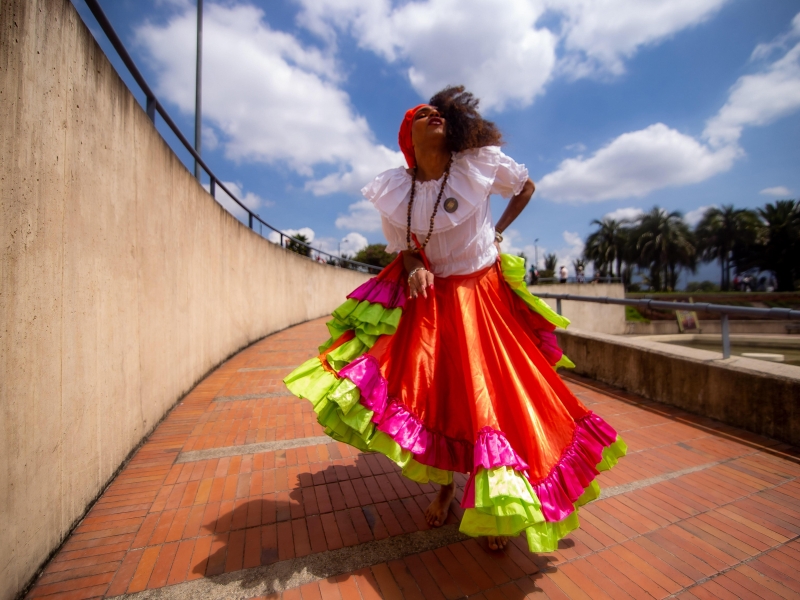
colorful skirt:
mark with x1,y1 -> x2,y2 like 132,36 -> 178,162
284,254 -> 626,552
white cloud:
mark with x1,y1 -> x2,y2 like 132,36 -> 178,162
501,229 -> 585,275
554,0 -> 729,78
267,226 -> 316,246
684,204 -> 716,227
135,2 -> 402,195
538,123 -> 739,202
297,0 -> 559,112
704,41 -> 800,147
339,232 -> 369,256
334,199 -> 382,232
603,207 -> 643,222
203,180 -> 272,222
750,12 -> 800,62
298,0 -> 732,110
759,186 -> 793,197
540,16 -> 800,203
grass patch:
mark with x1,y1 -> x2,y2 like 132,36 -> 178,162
625,306 -> 650,323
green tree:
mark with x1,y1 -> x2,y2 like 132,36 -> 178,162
542,253 -> 557,279
636,207 -> 696,292
351,244 -> 397,268
757,200 -> 800,291
695,205 -> 760,291
287,233 -> 311,257
584,218 -> 626,278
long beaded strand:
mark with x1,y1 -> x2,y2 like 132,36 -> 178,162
406,157 -> 452,251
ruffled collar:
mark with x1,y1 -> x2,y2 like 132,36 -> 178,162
361,146 -> 504,234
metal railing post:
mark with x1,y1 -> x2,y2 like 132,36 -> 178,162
209,177 -> 215,198
146,96 -> 156,121
248,213 -> 253,229
721,313 -> 731,359
557,298 -> 562,315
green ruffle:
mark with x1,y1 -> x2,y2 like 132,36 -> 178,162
499,254 -> 570,329
458,435 -> 627,552
284,357 -> 452,486
320,298 -> 402,352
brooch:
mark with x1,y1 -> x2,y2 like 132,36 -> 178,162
443,197 -> 458,213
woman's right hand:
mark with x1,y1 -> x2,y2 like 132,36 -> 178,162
408,267 -> 435,299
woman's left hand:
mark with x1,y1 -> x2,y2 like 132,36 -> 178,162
409,267 -> 435,299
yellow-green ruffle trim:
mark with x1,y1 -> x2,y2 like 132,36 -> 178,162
320,298 -> 402,353
284,357 -> 452,486
499,254 -> 570,330
459,437 -> 627,552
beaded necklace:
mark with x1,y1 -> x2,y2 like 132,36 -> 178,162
406,157 -> 452,251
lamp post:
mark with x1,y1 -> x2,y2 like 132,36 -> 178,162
194,0 -> 203,180
534,238 -> 539,268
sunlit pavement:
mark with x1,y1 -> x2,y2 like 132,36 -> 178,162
27,317 -> 800,599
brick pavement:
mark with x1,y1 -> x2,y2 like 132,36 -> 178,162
25,317 -> 800,599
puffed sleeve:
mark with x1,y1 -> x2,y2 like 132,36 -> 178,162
381,215 -> 406,254
490,150 -> 529,199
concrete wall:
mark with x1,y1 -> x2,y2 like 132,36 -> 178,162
529,284 -> 626,334
626,319 -> 799,336
556,329 -> 800,446
0,2 -> 369,597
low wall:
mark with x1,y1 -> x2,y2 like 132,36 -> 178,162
0,2 -> 369,597
529,284 -> 626,334
626,319 -> 799,335
556,329 -> 800,446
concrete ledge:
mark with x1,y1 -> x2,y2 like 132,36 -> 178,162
556,329 -> 800,446
626,319 -> 799,335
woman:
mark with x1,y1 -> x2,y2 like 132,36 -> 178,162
285,86 -> 625,552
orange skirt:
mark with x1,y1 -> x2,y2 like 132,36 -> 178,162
285,254 -> 626,551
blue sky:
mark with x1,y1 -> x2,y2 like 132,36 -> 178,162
73,0 -> 800,284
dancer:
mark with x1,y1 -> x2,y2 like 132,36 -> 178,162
285,86 -> 626,551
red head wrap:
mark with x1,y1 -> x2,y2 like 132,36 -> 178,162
398,104 -> 428,169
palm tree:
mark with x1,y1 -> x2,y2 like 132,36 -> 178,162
287,233 -> 312,257
542,253 -> 557,279
695,205 -> 760,291
757,200 -> 800,291
636,207 -> 696,292
584,218 -> 626,278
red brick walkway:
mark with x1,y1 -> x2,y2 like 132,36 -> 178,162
27,318 -> 800,599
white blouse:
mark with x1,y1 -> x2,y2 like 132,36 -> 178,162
361,146 -> 529,277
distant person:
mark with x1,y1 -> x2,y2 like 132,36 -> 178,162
559,265 -> 568,283
284,88 -> 625,554
576,267 -> 585,283
529,265 -> 539,285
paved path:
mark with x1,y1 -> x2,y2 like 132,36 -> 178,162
27,318 -> 800,599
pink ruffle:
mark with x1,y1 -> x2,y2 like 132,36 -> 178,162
338,355 -> 387,415
531,413 -> 617,521
536,330 -> 563,366
347,277 -> 406,309
378,400 -> 473,472
460,414 -> 618,521
340,355 -> 619,521
474,427 -> 528,471
340,356 -> 525,474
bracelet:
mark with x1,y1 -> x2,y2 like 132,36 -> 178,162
408,267 -> 426,284
495,230 -> 504,243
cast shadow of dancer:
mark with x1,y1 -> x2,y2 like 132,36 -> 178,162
192,452 -> 561,597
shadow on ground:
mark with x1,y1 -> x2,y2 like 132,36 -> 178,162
190,453 -> 562,596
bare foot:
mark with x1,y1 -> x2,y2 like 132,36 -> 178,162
487,536 -> 508,551
425,482 -> 455,527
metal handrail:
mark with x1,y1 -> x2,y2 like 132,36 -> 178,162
81,0 -> 381,275
534,291 -> 800,359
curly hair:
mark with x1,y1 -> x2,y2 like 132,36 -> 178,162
429,86 -> 503,153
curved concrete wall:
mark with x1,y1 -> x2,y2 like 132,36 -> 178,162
0,1 -> 369,597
